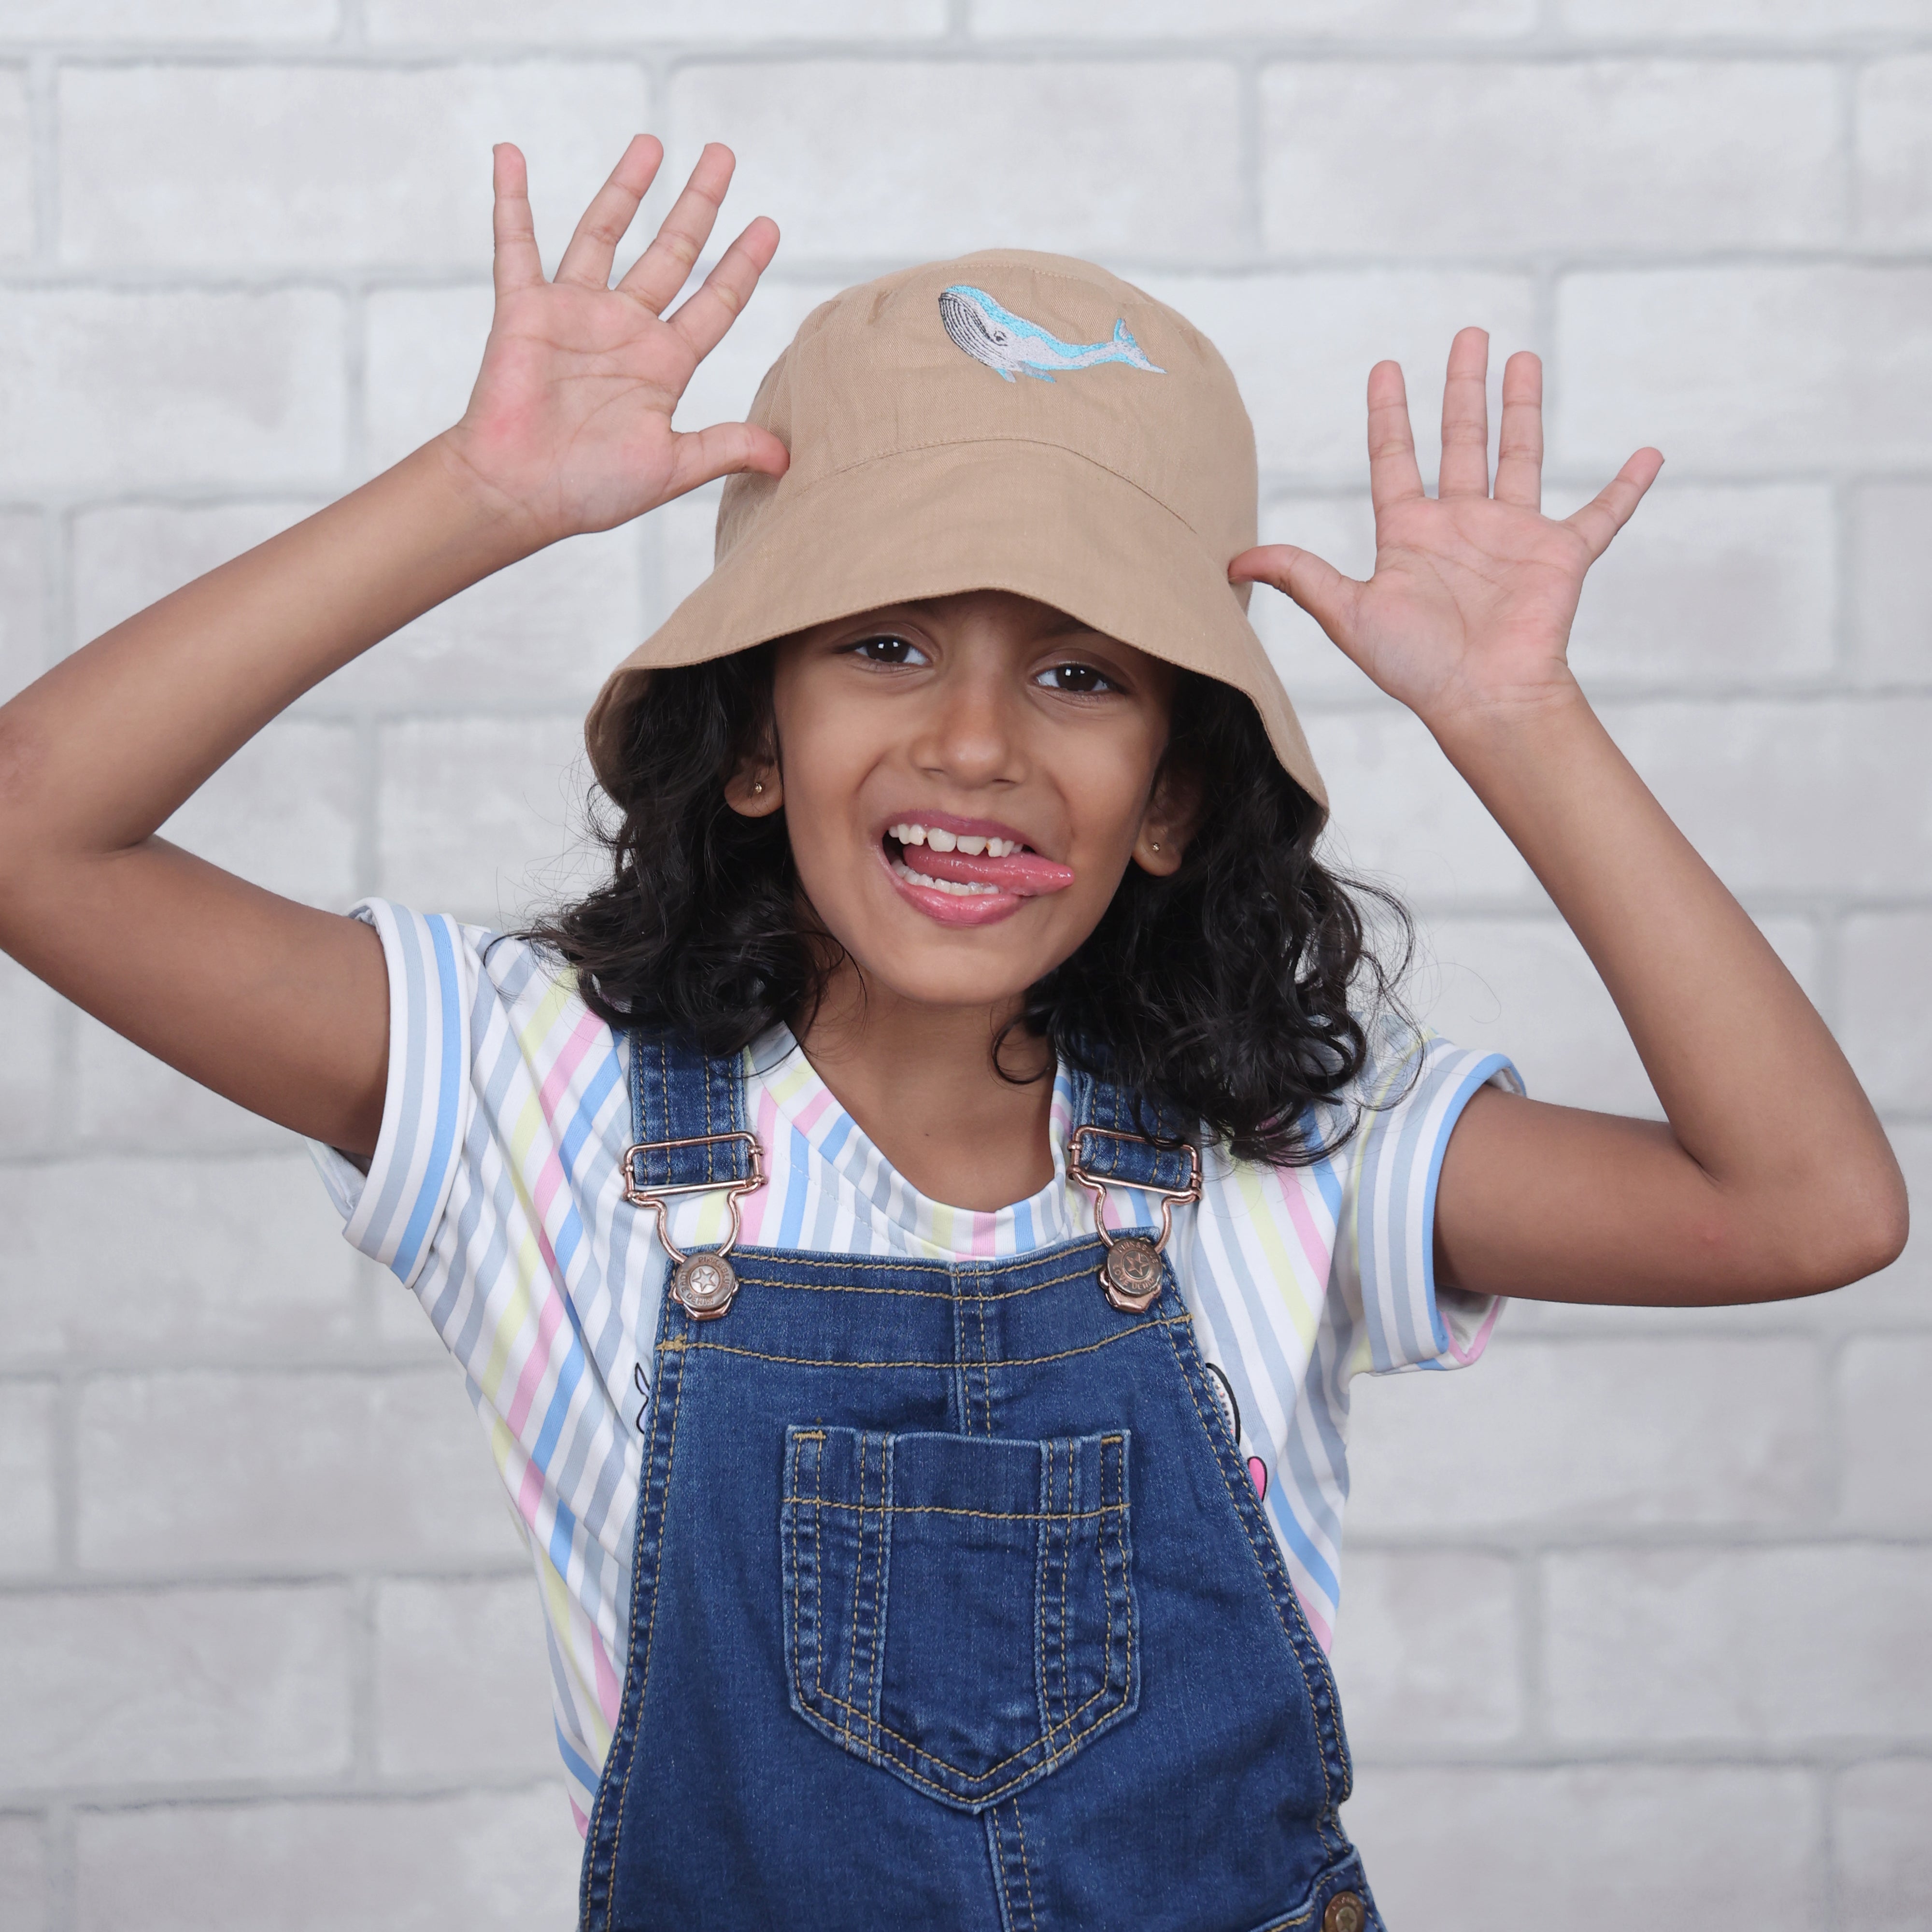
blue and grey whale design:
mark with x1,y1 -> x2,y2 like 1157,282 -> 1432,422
938,284 -> 1165,383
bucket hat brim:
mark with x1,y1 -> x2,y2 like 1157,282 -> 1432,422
586,436 -> 1326,814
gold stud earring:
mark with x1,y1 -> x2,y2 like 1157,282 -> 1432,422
753,782 -> 764,794
1151,841 -> 1160,852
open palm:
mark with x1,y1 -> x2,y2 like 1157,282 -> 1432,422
1232,329 -> 1662,734
442,136 -> 788,549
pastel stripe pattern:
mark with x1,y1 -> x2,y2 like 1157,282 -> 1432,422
311,903 -> 1520,1829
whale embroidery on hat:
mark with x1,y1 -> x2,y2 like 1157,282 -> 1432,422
938,284 -> 1165,384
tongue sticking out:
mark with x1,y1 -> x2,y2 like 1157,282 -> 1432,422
890,838 -> 1074,896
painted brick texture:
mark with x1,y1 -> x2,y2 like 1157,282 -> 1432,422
0,7 -> 1926,1931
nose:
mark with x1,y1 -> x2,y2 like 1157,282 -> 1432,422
907,656 -> 1025,790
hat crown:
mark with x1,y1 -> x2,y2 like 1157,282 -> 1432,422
716,250 -> 1258,568
586,247 -> 1324,812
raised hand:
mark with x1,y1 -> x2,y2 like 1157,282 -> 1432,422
1230,328 -> 1662,735
440,135 -> 788,550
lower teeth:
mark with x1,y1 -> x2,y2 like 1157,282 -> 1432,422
891,858 -> 998,897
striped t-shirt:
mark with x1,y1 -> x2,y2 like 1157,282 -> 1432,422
311,900 -> 1519,1831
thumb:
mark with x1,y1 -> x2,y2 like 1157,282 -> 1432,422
663,421 -> 791,500
1229,544 -> 1363,650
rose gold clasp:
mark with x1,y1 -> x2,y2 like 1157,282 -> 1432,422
1065,1126 -> 1202,1253
621,1130 -> 765,1266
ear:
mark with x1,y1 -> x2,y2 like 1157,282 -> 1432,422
724,752 -> 783,818
1132,760 -> 1200,877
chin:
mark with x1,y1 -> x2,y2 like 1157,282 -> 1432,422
842,930 -> 1056,1014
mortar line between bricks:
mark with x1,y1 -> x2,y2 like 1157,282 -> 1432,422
30,1752 -> 1928,1814
24,463 -> 1932,520
188,685 -> 1932,720
21,1532 -> 1932,1593
1344,1530 -> 1932,1554
12,1324 -> 1924,1379
16,248 -> 1932,289
0,1358 -> 505,1384
348,1574 -> 378,1781
25,51 -> 55,266
50,1361 -> 77,1578
0,1555 -> 532,1593
1817,1757 -> 1841,1930
1303,684 -> 1932,711
1838,53 -> 1863,247
385,38 -> 1932,64
15,1773 -> 572,1813
1341,1742 -> 1932,1770
1235,48 -> 1263,257
1822,1326 -> 1852,1528
343,282 -> 368,484
33,500 -> 60,682
1516,1545 -> 1547,1748
353,709 -> 382,907
46,1799 -> 73,1932
1827,474 -> 1856,682
12,30 -> 1932,56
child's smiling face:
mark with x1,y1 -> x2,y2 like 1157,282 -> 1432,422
742,590 -> 1189,1016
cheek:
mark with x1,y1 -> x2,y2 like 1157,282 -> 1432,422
770,699 -> 879,903
1064,739 -> 1164,862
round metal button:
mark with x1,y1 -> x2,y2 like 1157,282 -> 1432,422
1100,1236 -> 1163,1312
670,1251 -> 738,1319
1322,1891 -> 1367,1932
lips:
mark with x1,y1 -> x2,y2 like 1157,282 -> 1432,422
877,810 -> 1076,927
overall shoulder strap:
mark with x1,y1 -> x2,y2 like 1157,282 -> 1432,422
625,1026 -> 758,1193
1068,1065 -> 1199,1194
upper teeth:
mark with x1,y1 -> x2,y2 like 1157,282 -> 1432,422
889,822 -> 1022,857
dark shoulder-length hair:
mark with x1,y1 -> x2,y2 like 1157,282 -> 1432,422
529,647 -> 1412,1167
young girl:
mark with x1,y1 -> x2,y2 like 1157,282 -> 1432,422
0,137 -> 1906,1932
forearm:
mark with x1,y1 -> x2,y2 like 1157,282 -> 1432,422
0,435 -> 536,878
1433,685 -> 1905,1276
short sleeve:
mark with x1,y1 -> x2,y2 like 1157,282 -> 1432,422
1331,1023 -> 1523,1376
305,898 -> 474,1293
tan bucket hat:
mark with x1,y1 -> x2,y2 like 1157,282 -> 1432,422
586,248 -> 1326,811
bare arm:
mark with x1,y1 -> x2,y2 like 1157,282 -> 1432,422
1233,332 -> 1908,1305
0,136 -> 787,1157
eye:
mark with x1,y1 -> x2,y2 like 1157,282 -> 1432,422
849,635 -> 929,668
1034,662 -> 1117,695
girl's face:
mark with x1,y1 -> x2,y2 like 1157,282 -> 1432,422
743,590 -> 1188,1015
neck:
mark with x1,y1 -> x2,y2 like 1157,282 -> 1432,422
793,965 -> 1055,1212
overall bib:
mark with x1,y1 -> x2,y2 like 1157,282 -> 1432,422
579,1030 -> 1384,1932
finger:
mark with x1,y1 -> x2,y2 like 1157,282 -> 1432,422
1563,447 -> 1664,563
1365,360 -> 1425,513
1437,325 -> 1491,499
664,420 -> 792,499
617,142 -> 737,315
1228,544 -> 1365,652
555,133 -> 664,288
1493,349 -> 1544,509
667,216 -> 780,360
491,143 -> 544,298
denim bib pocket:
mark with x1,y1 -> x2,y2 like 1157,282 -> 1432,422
781,1424 -> 1138,1813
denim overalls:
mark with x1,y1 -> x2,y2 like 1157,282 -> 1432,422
579,1029 -> 1384,1932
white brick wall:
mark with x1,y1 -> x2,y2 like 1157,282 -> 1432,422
0,6 -> 1925,1929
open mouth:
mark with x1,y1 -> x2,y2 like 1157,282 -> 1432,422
881,819 -> 1076,902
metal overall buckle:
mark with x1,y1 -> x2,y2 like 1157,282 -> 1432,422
621,1130 -> 766,1321
1065,1125 -> 1202,1314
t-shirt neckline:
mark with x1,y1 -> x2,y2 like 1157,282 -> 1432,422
744,1023 -> 1082,1259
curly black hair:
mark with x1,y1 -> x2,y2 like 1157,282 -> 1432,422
528,647 -> 1414,1167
